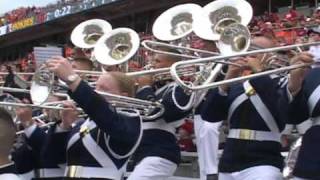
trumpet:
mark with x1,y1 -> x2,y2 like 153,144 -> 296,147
170,41 -> 320,91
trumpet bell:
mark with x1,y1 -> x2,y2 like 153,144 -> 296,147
30,65 -> 54,105
71,19 -> 112,49
94,28 -> 140,65
152,3 -> 202,41
193,0 -> 253,41
217,23 -> 251,55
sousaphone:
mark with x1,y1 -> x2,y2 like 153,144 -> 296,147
152,3 -> 202,41
194,0 -> 252,40
94,28 -> 140,65
71,19 -> 112,49
193,0 -> 253,54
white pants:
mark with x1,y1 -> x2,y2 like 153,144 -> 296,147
0,174 -> 21,180
219,166 -> 282,180
19,171 -> 34,180
194,115 -> 221,180
127,156 -> 177,180
293,177 -> 311,180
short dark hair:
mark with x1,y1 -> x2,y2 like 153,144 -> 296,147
0,107 -> 16,156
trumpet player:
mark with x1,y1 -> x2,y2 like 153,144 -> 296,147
201,36 -> 313,180
0,107 -> 21,180
44,56 -> 142,180
128,47 -> 193,180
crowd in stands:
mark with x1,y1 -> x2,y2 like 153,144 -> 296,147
0,7 -> 45,26
0,0 -> 100,27
250,8 -> 320,45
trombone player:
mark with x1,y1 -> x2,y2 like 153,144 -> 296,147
43,56 -> 143,180
200,36 -> 313,180
129,47 -> 194,180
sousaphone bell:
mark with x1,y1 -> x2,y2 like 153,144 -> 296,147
94,28 -> 140,65
152,3 -> 202,41
193,0 -> 253,54
70,19 -> 112,49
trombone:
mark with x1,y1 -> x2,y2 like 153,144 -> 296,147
0,85 -> 165,120
141,40 -> 219,59
170,41 -> 320,91
1,63 -> 166,120
0,101 -> 81,111
96,90 -> 164,120
0,72 -> 34,75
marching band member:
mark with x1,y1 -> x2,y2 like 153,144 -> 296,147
11,56 -> 95,180
45,56 -> 142,180
11,139 -> 36,180
201,36 -> 313,180
128,48 -> 193,180
0,107 -> 21,180
288,66 -> 320,180
15,96 -> 74,180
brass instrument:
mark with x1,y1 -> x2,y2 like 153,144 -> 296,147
193,0 -> 252,55
71,19 -> 112,49
193,0 -> 252,41
94,28 -> 140,66
152,3 -> 202,41
25,65 -> 164,120
71,19 -> 140,66
170,42 -> 319,91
